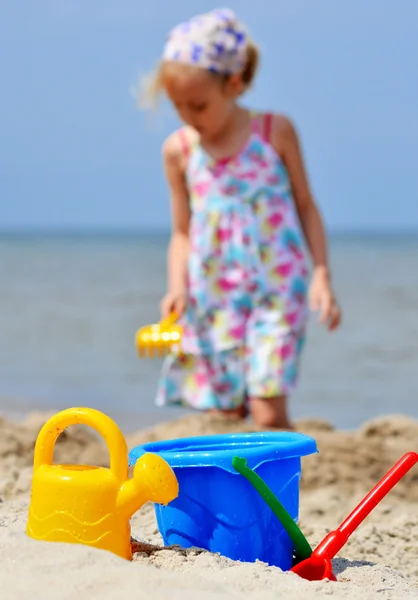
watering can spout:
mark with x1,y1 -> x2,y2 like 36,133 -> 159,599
117,453 -> 179,518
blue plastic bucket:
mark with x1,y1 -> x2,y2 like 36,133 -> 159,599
129,431 -> 317,570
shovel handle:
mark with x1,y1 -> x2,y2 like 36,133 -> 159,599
339,451 -> 418,536
316,451 -> 418,559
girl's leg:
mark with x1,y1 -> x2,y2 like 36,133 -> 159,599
249,395 -> 293,429
245,327 -> 306,430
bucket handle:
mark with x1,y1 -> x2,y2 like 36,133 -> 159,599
33,407 -> 128,481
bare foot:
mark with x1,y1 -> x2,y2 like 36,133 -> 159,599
206,404 -> 248,421
249,395 -> 294,430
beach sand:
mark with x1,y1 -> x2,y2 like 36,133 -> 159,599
0,410 -> 418,599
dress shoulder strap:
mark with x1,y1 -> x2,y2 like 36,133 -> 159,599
177,127 -> 200,164
250,112 -> 274,143
177,128 -> 190,159
262,113 -> 273,143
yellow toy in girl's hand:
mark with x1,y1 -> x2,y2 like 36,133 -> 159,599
26,407 -> 179,560
135,311 -> 183,357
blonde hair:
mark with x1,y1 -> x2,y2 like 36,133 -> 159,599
138,40 -> 260,110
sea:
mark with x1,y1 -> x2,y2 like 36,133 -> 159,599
1,231 -> 418,433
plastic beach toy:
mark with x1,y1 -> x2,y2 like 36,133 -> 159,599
129,431 -> 317,570
232,456 -> 312,562
136,312 -> 183,357
27,407 -> 179,560
291,451 -> 418,581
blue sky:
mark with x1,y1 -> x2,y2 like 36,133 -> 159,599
1,0 -> 417,232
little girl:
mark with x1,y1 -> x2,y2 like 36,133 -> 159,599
142,8 -> 341,429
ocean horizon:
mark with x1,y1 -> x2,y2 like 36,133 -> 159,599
1,229 -> 418,433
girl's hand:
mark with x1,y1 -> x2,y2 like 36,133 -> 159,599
160,290 -> 187,319
309,269 -> 341,331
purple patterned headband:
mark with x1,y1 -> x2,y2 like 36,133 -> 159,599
162,8 -> 249,75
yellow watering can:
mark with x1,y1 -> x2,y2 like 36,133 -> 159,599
26,407 -> 179,560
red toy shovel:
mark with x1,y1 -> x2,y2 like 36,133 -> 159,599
291,451 -> 418,582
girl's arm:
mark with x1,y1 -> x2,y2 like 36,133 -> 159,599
271,115 -> 341,330
272,116 -> 329,275
160,132 -> 191,317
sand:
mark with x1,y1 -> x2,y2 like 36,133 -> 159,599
0,410 -> 418,599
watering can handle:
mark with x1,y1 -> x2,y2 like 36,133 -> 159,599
33,407 -> 128,481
